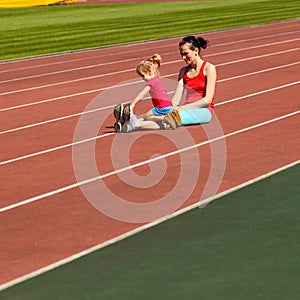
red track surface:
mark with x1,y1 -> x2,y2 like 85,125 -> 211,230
0,20 -> 300,287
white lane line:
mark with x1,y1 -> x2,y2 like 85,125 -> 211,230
218,62 -> 300,82
1,64 -> 299,136
0,45 -> 174,74
0,109 -> 299,213
0,132 -> 115,165
216,81 -> 300,106
208,37 -> 300,57
0,159 -> 298,292
212,28 -> 300,48
0,67 -> 135,96
216,48 -> 300,66
0,87 -> 105,112
0,105 -> 115,135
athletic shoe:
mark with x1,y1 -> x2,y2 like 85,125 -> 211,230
122,121 -> 133,132
113,103 -> 123,122
163,113 -> 177,129
122,113 -> 139,133
122,104 -> 132,123
113,103 -> 124,132
114,104 -> 134,133
172,109 -> 182,126
114,122 -> 122,133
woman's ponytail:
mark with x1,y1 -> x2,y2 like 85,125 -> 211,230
197,37 -> 208,49
179,35 -> 209,50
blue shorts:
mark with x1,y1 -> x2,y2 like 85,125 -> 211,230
152,106 -> 173,116
179,108 -> 212,125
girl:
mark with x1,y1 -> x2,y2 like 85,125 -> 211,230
132,54 -> 173,120
114,54 -> 175,132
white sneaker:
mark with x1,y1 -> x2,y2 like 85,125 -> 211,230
122,114 -> 140,132
130,114 -> 139,128
122,121 -> 134,132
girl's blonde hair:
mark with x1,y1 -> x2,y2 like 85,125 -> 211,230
136,54 -> 161,77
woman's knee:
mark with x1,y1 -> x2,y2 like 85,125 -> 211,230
179,108 -> 211,125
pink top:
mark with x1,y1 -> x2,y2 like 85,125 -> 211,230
146,76 -> 172,108
183,61 -> 214,111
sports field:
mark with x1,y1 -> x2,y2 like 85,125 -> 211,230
0,0 -> 299,298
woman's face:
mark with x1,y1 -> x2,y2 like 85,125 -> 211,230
179,43 -> 198,65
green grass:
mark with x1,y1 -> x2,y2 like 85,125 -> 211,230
1,164 -> 299,299
0,0 -> 299,60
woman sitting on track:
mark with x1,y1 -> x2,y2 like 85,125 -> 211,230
114,35 -> 217,131
171,35 -> 216,126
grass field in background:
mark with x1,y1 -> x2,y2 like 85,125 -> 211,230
0,0 -> 299,60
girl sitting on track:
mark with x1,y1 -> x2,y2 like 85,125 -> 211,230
114,54 -> 176,132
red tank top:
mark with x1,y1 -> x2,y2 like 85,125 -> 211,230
183,61 -> 214,110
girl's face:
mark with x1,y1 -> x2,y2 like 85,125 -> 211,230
141,71 -> 153,81
179,43 -> 198,65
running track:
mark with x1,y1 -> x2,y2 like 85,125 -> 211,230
0,19 -> 300,289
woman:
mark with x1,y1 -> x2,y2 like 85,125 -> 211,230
114,35 -> 217,132
171,35 -> 216,126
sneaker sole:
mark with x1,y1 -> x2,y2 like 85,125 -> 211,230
122,104 -> 131,123
114,122 -> 122,133
113,103 -> 123,122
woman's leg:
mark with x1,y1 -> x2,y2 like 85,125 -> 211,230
179,108 -> 212,125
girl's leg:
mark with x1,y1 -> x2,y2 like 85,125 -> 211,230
138,119 -> 162,130
122,117 -> 161,132
142,107 -> 168,122
179,108 -> 212,125
144,114 -> 164,122
121,106 -> 174,132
